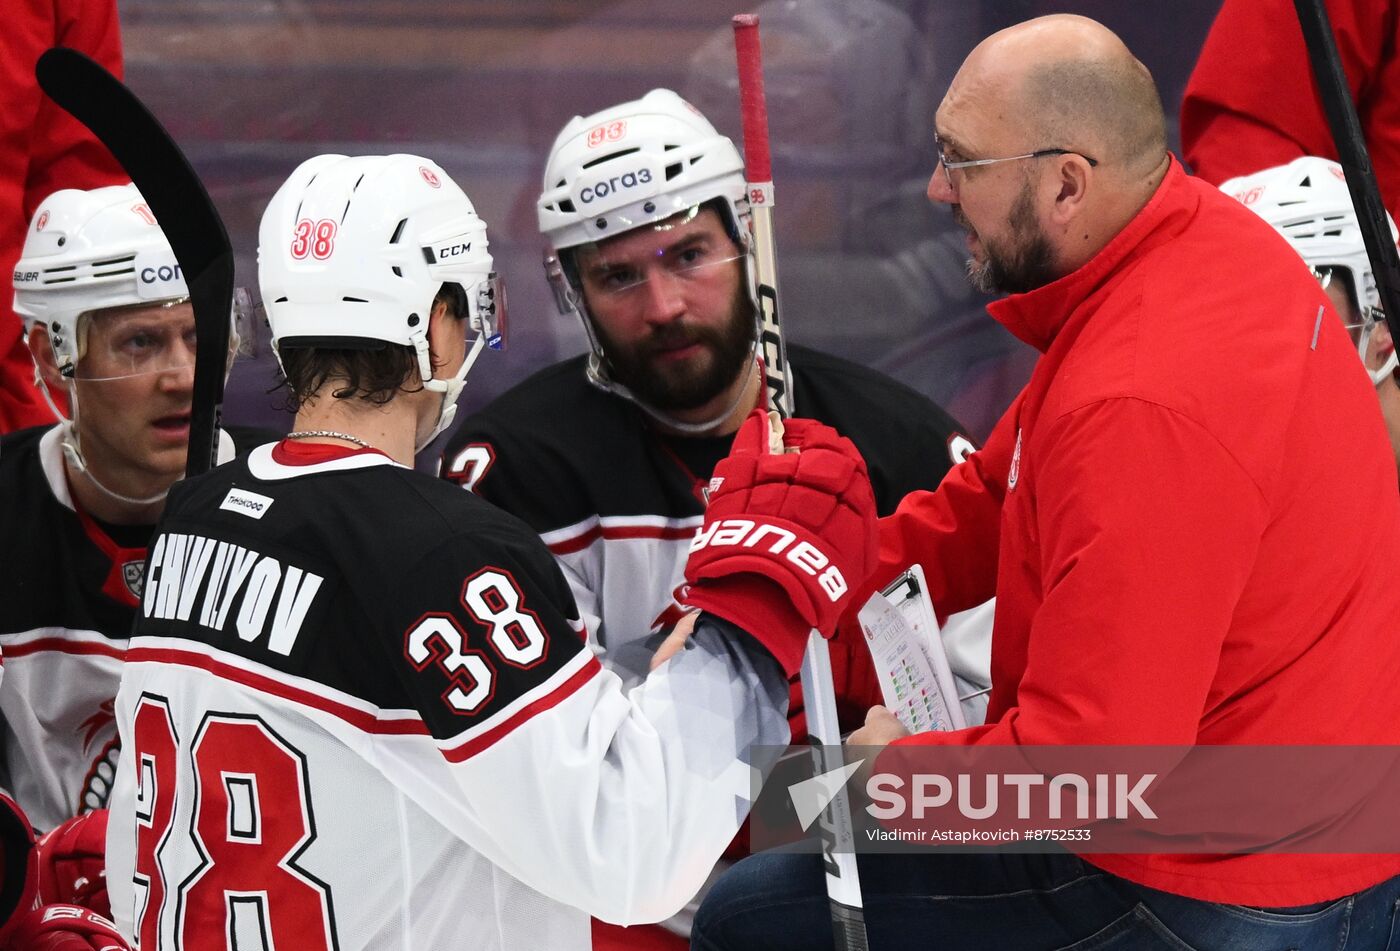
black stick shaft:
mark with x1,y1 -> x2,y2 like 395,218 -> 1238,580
36,48 -> 232,478
1292,0 -> 1400,347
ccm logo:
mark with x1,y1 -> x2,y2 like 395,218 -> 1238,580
580,168 -> 653,204
436,242 -> 472,260
689,518 -> 847,602
141,264 -> 183,283
220,488 -> 274,519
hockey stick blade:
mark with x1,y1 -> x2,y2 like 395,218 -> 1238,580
36,47 -> 232,478
1292,0 -> 1400,349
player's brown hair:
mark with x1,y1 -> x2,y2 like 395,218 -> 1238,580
273,283 -> 466,409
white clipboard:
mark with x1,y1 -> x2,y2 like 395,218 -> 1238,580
856,564 -> 966,733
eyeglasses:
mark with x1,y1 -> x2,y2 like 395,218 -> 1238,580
934,133 -> 1099,195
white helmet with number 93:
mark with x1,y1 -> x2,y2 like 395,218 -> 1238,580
538,89 -> 756,407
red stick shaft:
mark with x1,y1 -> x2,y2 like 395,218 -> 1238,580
732,14 -> 773,185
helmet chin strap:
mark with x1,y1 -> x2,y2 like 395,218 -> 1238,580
1370,350 -> 1399,386
60,392 -> 170,508
414,332 -> 487,453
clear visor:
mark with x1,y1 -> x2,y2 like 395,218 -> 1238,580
1316,267 -> 1395,380
71,297 -> 245,382
571,206 -> 746,300
472,273 -> 508,352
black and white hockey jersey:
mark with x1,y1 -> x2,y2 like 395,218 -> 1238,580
0,422 -> 263,831
104,441 -> 789,951
443,345 -> 990,706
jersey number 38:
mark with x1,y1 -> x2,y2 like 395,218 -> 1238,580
130,697 -> 336,951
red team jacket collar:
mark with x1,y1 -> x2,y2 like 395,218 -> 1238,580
987,156 -> 1193,354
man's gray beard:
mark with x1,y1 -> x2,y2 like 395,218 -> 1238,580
966,256 -> 998,294
962,182 -> 1058,295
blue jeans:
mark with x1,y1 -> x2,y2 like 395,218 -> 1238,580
690,851 -> 1400,950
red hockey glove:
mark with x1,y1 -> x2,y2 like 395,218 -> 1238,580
32,812 -> 109,918
684,410 -> 878,675
1,905 -> 129,951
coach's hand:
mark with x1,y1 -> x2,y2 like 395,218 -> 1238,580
684,410 -> 877,675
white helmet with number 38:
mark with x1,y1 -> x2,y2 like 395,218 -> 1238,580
538,89 -> 756,403
1222,156 -> 1400,383
259,153 -> 505,447
13,183 -> 190,380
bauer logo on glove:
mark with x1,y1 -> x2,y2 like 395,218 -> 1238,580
683,409 -> 878,676
688,519 -> 847,601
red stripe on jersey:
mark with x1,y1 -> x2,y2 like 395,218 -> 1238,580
125,645 -> 430,737
5,638 -> 127,660
441,655 -> 602,762
548,524 -> 697,556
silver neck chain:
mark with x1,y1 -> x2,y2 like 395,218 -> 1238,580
285,430 -> 373,450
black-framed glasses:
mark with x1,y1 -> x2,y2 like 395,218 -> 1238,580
935,133 -> 1099,194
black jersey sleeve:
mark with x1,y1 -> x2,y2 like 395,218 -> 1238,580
384,521 -> 597,746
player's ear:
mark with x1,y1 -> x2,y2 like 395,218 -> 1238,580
424,297 -> 464,378
26,324 -> 67,392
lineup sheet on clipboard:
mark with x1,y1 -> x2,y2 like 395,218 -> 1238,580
857,565 -> 966,733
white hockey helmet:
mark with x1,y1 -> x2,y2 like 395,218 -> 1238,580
13,183 -> 193,380
1222,156 -> 1399,382
539,88 -> 749,253
538,89 -> 755,413
259,154 -> 504,447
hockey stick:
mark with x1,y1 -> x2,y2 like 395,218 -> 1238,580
36,47 -> 233,479
1292,0 -> 1400,346
733,16 -> 869,951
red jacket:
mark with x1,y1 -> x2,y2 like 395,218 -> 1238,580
877,159 -> 1400,904
1,0 -> 126,433
1181,0 -> 1400,212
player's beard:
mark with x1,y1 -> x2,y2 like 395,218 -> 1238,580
958,180 -> 1057,295
597,295 -> 756,413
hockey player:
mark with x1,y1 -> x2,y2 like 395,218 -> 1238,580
695,15 -> 1400,949
1221,156 -> 1400,469
102,153 -> 878,951
440,88 -> 991,948
1,183 -> 264,836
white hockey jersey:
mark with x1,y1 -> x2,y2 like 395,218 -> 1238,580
0,423 -> 246,831
105,442 -> 789,951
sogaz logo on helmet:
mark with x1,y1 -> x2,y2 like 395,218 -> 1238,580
573,157 -> 664,214
134,248 -> 190,301
578,168 -> 653,205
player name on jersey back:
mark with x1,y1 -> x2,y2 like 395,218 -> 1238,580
142,531 -> 323,656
